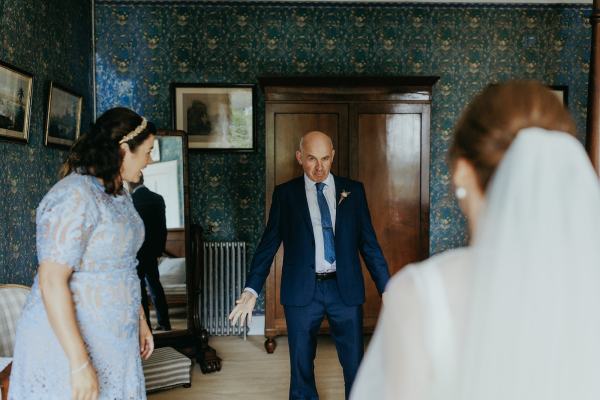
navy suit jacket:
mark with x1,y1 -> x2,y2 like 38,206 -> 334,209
132,186 -> 167,268
245,175 -> 390,307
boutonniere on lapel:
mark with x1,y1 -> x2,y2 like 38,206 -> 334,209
338,190 -> 351,206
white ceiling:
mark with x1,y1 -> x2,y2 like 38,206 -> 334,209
238,0 -> 592,2
99,0 -> 593,4
319,0 -> 592,2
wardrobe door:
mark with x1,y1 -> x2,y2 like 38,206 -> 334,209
349,102 -> 430,329
264,103 -> 349,339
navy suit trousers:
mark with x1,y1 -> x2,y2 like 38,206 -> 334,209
284,279 -> 363,400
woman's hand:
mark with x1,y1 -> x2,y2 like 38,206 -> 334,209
70,360 -> 99,400
139,315 -> 154,360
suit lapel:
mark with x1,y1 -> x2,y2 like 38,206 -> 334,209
333,174 -> 343,234
294,177 -> 315,237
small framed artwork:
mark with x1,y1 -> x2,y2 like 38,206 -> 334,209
549,85 -> 568,107
171,83 -> 255,151
0,60 -> 33,143
45,82 -> 82,148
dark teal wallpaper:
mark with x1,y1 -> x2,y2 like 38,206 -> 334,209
94,2 -> 591,311
0,0 -> 94,284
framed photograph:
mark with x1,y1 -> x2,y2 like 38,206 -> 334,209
171,83 -> 255,151
549,85 -> 568,107
45,82 -> 82,148
0,60 -> 33,143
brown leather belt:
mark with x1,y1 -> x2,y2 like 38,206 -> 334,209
315,271 -> 336,281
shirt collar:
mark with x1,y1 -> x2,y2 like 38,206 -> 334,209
131,184 -> 145,194
304,173 -> 334,191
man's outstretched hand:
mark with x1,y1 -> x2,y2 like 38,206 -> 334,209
228,291 -> 257,327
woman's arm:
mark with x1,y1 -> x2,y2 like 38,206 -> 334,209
38,261 -> 98,400
39,261 -> 88,369
139,305 -> 154,360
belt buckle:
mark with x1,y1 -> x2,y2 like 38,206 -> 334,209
316,271 -> 335,281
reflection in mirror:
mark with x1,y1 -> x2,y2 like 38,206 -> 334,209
139,135 -> 187,333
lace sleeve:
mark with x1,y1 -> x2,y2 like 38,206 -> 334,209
36,182 -> 98,271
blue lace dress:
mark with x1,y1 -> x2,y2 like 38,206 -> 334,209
9,173 -> 146,400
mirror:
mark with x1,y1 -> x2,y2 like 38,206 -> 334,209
138,130 -> 190,336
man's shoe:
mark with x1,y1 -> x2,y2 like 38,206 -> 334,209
153,325 -> 171,331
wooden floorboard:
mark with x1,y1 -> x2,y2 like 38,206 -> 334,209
148,335 -> 345,400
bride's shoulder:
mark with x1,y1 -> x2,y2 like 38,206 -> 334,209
385,247 -> 471,294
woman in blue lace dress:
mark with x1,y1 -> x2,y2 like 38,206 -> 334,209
9,107 -> 156,400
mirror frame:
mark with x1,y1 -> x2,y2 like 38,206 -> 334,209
150,130 -> 192,340
151,129 -> 221,372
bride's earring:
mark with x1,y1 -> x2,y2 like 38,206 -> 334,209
455,186 -> 467,199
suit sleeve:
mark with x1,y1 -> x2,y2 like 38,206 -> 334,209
156,196 -> 167,255
243,187 -> 283,296
136,194 -> 167,259
357,182 -> 391,294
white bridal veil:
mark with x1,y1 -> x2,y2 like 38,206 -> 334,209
350,127 -> 600,400
455,127 -> 600,399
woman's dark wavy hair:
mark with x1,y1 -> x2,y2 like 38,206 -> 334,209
60,107 -> 156,195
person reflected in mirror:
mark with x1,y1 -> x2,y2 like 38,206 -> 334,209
229,131 -> 391,400
351,80 -> 600,400
130,172 -> 172,331
9,107 -> 155,400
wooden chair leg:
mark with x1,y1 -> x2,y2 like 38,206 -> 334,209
0,363 -> 12,400
1,377 -> 9,400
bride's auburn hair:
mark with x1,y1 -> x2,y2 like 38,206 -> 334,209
449,80 -> 577,190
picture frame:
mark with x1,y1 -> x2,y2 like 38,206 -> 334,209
0,60 -> 33,143
491,83 -> 568,107
549,85 -> 568,107
45,82 -> 83,148
171,83 -> 255,151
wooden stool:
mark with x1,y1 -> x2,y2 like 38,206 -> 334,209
142,347 -> 192,393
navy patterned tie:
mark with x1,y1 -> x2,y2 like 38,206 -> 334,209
315,182 -> 336,264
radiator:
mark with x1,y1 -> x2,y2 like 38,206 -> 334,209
202,241 -> 247,336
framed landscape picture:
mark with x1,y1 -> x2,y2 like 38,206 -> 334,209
0,60 -> 33,143
549,85 -> 568,107
45,82 -> 82,148
172,83 -> 255,151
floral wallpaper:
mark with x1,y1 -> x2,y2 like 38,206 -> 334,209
95,2 -> 591,312
0,0 -> 94,285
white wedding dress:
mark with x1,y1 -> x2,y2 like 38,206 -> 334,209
351,128 -> 600,400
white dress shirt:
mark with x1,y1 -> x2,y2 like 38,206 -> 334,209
304,173 -> 337,274
244,173 -> 337,298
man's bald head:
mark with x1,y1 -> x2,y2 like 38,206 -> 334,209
296,131 -> 335,183
299,131 -> 333,153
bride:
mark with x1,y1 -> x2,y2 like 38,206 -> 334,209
351,80 -> 600,400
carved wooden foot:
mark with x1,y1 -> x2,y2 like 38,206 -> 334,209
264,337 -> 277,353
197,329 -> 222,373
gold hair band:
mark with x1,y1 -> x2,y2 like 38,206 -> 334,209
119,117 -> 147,144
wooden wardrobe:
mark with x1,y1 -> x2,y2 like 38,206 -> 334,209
259,76 -> 438,352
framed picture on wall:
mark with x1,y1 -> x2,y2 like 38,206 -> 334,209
45,81 -> 83,148
0,60 -> 33,143
549,85 -> 568,107
171,83 -> 255,151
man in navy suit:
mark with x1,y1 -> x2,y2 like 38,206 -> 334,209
131,174 -> 171,331
229,131 -> 390,400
